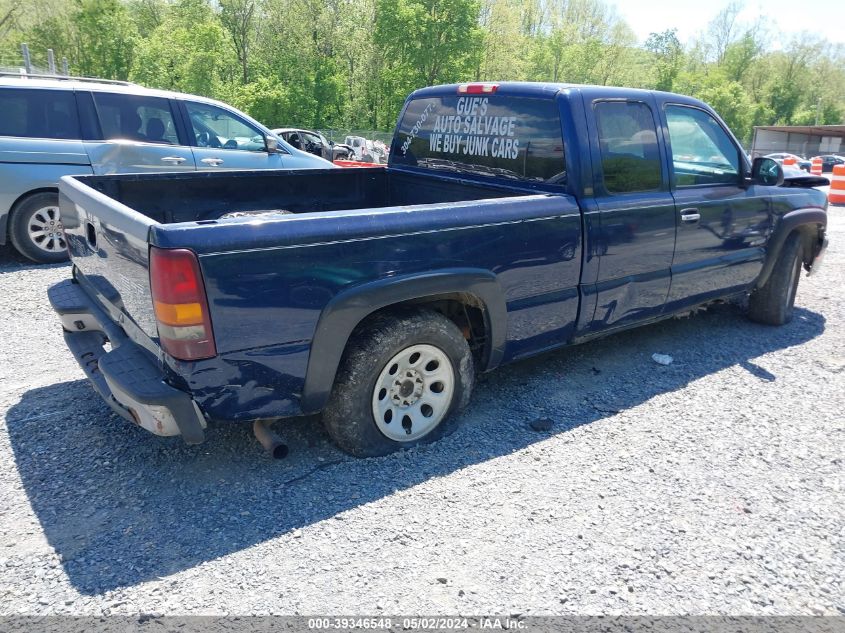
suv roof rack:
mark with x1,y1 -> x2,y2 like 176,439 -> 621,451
0,71 -> 134,86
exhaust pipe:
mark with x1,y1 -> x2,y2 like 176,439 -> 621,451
253,419 -> 289,459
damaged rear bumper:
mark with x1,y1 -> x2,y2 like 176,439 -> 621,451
48,279 -> 206,444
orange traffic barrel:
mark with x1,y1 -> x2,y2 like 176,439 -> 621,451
811,157 -> 823,175
829,164 -> 845,205
783,156 -> 797,167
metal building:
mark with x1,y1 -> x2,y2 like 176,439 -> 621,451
751,125 -> 845,159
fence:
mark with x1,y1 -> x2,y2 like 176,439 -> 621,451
0,44 -> 69,77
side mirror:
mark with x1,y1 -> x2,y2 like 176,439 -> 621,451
329,140 -> 335,146
265,135 -> 280,153
750,157 -> 784,186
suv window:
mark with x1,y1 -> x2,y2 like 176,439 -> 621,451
185,101 -> 265,152
594,101 -> 662,194
0,88 -> 80,140
665,105 -> 740,186
392,95 -> 566,184
93,93 -> 180,144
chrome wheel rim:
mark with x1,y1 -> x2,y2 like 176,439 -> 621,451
371,344 -> 455,442
28,206 -> 66,253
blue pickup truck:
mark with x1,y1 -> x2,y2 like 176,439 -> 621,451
49,82 -> 828,457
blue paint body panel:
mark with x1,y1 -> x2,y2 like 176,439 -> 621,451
56,82 -> 829,427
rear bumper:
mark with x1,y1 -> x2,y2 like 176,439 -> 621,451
48,279 -> 207,444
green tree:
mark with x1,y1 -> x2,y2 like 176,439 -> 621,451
477,0 -> 529,80
645,29 -> 683,91
375,0 -> 482,127
220,0 -> 256,83
126,0 -> 167,38
130,0 -> 235,97
72,0 -> 136,79
2,0 -> 842,132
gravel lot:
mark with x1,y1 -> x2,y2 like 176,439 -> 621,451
0,206 -> 842,617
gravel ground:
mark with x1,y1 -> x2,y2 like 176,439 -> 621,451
0,208 -> 843,617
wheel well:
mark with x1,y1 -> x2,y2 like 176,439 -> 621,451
6,188 -> 59,239
349,293 -> 490,367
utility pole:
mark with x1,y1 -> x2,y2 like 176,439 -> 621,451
815,97 -> 822,126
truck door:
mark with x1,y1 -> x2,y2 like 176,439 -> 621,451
181,100 -> 285,171
585,98 -> 676,331
661,104 -> 770,311
82,92 -> 196,174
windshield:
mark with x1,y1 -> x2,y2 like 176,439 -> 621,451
391,94 -> 566,185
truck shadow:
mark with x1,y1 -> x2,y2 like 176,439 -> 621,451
5,304 -> 825,594
0,243 -> 70,273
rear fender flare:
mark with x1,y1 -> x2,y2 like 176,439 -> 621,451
755,208 -> 827,289
301,268 -> 507,413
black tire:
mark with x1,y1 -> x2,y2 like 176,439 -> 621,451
748,232 -> 803,325
322,310 -> 475,457
8,192 -> 69,263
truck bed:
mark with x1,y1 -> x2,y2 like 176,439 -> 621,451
76,167 -> 527,224
58,166 -> 583,426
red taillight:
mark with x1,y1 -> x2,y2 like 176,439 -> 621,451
149,246 -> 216,361
458,83 -> 498,94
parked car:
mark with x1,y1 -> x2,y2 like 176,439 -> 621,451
816,154 -> 845,173
0,73 -> 332,263
765,153 -> 811,172
343,135 -> 381,163
272,128 -> 352,161
51,82 -> 828,458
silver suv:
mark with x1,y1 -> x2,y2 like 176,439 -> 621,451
0,74 -> 332,263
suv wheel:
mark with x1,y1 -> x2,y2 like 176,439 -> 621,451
322,310 -> 475,457
9,192 -> 69,263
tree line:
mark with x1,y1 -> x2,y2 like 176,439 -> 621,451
1,0 -> 843,143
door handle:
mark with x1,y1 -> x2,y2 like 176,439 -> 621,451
161,156 -> 187,164
680,208 -> 701,223
201,157 -> 224,167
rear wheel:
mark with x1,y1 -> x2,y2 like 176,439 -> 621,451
322,310 -> 474,457
747,232 -> 803,325
9,192 -> 69,263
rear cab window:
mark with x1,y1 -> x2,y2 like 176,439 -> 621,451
0,88 -> 80,140
392,92 -> 566,185
594,100 -> 662,194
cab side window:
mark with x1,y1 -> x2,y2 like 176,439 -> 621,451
594,100 -> 662,194
93,93 -> 180,145
185,101 -> 265,152
665,105 -> 740,186
0,88 -> 80,140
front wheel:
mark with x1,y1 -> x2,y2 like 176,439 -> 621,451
322,310 -> 475,457
8,192 -> 69,263
747,232 -> 803,325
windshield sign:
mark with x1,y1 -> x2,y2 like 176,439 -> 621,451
392,95 -> 566,184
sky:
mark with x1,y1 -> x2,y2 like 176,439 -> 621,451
610,0 -> 845,47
